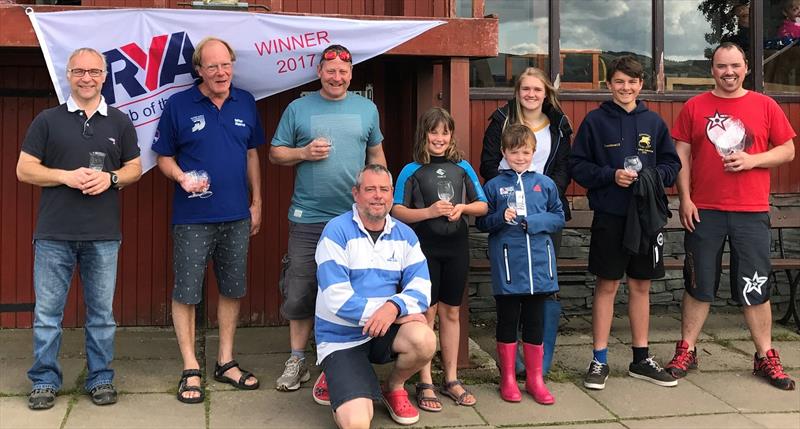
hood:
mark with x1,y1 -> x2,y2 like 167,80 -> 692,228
599,99 -> 649,117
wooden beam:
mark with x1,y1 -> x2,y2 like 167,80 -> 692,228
442,56 -> 472,368
0,5 -> 498,58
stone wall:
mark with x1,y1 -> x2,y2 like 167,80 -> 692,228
468,194 -> 800,319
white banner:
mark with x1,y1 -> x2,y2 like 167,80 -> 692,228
27,8 -> 443,172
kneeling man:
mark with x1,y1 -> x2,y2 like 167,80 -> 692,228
315,164 -> 435,428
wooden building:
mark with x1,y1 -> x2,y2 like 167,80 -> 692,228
0,0 -> 798,331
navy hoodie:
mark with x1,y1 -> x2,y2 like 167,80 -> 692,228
569,100 -> 680,216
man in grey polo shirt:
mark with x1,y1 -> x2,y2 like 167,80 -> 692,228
269,44 -> 385,400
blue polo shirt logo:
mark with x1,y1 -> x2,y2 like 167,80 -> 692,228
234,118 -> 246,127
191,115 -> 205,132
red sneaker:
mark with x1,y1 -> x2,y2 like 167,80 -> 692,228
665,340 -> 698,379
312,372 -> 330,406
754,349 -> 796,391
381,387 -> 419,425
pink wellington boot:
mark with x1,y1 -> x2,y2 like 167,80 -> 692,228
496,342 -> 522,402
523,343 -> 554,405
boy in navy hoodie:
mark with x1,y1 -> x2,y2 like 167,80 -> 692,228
569,56 -> 681,390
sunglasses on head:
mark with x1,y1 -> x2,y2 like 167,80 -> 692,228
322,49 -> 352,62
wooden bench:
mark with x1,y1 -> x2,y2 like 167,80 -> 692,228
470,207 -> 800,331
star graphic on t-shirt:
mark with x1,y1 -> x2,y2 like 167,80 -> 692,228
705,110 -> 730,131
742,271 -> 767,305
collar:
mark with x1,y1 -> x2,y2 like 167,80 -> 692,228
66,95 -> 108,116
350,204 -> 395,238
498,157 -> 536,173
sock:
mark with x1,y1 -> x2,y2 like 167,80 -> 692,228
632,346 -> 649,363
593,348 -> 608,364
291,349 -> 306,360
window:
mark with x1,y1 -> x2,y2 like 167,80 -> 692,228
764,0 -> 800,94
664,0 -> 727,91
560,0 -> 653,90
468,0 -> 549,87
467,0 -> 799,96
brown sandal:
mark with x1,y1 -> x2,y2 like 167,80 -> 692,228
439,379 -> 476,406
414,382 -> 442,412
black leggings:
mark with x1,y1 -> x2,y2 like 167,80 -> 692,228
495,294 -> 546,344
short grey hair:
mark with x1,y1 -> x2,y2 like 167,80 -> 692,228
355,164 -> 393,188
66,48 -> 107,74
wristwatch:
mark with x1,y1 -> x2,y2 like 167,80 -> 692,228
109,171 -> 119,188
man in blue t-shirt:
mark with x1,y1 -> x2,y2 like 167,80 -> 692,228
152,37 -> 265,404
269,44 -> 385,399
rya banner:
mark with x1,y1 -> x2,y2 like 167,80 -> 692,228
27,8 -> 443,172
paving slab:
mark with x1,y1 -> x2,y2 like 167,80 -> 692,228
63,394 -> 204,429
369,389 -> 486,429
209,388 -> 337,428
0,396 -> 68,429
552,343 -> 676,377
744,412 -> 800,429
470,382 -> 613,426
587,375 -> 735,418
0,358 -> 85,395
686,370 -> 800,413
204,325 -> 295,357
205,352 -> 320,392
518,423 -> 625,429
772,323 -> 800,341
727,340 -> 800,369
687,342 -> 754,372
702,313 -> 757,341
556,316 -> 596,346
113,358 -> 183,393
0,329 -> 84,359
114,329 -> 181,360
609,314 -> 689,344
622,413 -> 768,429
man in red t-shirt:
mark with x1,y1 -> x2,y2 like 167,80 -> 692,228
666,42 -> 796,391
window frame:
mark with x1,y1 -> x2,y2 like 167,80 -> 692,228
470,0 -> 800,102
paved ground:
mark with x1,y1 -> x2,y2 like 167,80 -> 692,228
1,313 -> 798,428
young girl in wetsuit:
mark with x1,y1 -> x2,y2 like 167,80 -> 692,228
392,107 -> 488,411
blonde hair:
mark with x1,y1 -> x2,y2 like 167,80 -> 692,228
413,107 -> 462,164
513,67 -> 565,123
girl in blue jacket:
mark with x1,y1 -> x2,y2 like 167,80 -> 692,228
477,124 -> 564,405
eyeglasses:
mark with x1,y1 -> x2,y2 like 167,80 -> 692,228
69,68 -> 105,77
322,50 -> 352,62
203,63 -> 233,73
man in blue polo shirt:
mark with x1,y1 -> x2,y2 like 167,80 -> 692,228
152,37 -> 265,404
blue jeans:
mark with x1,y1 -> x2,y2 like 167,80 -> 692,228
27,240 -> 120,392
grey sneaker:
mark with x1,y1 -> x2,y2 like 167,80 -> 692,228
276,355 -> 310,391
89,383 -> 118,406
583,359 -> 609,390
629,356 -> 678,387
28,387 -> 56,410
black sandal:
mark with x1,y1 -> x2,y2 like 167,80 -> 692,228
213,360 -> 260,390
177,369 -> 204,404
439,379 -> 476,406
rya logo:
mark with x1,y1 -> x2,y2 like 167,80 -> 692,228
102,32 -> 197,105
